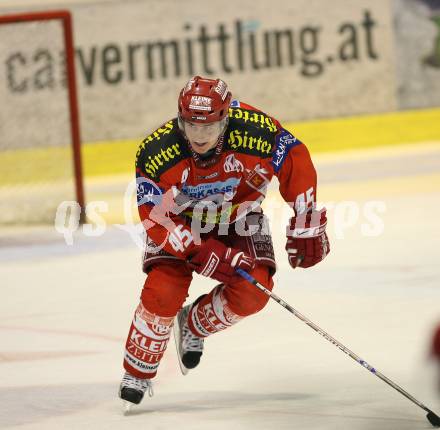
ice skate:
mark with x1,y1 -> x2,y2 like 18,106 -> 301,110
174,304 -> 204,375
119,371 -> 153,413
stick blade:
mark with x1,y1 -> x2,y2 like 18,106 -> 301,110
427,411 -> 440,427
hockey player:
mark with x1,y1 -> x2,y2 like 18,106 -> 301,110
432,323 -> 440,393
119,76 -> 330,406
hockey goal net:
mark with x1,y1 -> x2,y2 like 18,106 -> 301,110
0,10 -> 84,225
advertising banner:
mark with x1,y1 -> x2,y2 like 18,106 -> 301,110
1,0 -> 397,143
394,0 -> 440,109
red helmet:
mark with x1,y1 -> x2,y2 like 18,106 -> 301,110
178,76 -> 232,124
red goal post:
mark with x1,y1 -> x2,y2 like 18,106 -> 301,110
0,10 -> 85,224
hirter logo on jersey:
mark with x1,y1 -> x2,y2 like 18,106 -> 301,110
189,96 -> 212,111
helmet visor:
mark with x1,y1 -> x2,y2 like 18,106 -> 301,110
182,117 -> 227,146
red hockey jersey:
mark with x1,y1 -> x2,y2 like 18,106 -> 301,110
135,101 -> 317,259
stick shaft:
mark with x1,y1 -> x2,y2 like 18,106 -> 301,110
236,268 -> 434,414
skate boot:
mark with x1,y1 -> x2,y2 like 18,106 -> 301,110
119,371 -> 153,412
174,303 -> 204,375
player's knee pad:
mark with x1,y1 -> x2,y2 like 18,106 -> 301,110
238,287 -> 270,316
141,262 -> 192,317
223,265 -> 273,316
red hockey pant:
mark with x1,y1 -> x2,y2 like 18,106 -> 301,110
123,262 -> 273,378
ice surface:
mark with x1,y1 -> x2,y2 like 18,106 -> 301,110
1,143 -> 439,429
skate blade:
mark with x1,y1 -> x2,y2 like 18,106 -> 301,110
123,401 -> 133,415
173,321 -> 189,376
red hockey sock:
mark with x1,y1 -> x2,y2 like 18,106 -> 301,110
123,302 -> 174,379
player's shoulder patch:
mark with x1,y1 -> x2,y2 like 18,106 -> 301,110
135,118 -> 190,180
136,174 -> 164,207
272,129 -> 302,173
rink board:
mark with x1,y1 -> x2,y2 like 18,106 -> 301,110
0,107 -> 439,185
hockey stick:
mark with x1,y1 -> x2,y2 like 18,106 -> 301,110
236,268 -> 440,427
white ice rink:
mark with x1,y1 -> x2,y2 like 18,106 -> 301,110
1,143 -> 439,430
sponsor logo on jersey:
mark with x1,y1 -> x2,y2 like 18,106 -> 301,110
136,121 -> 175,162
181,167 -> 190,183
223,154 -> 244,173
230,99 -> 240,107
143,142 -> 182,178
272,129 -> 301,173
197,171 -> 219,180
228,107 -> 277,133
183,202 -> 240,225
136,176 -> 163,206
228,129 -> 272,155
141,121 -> 174,146
181,177 -> 241,200
246,170 -> 268,192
